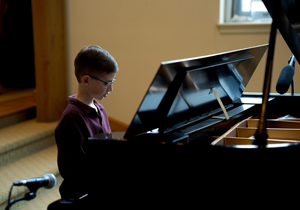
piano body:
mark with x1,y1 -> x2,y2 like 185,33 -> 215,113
85,46 -> 300,207
72,0 -> 300,208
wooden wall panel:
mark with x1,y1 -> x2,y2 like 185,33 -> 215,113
31,0 -> 67,122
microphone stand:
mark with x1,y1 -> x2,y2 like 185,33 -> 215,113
5,192 -> 36,210
289,55 -> 295,96
253,0 -> 280,147
5,180 -> 41,210
5,174 -> 56,210
291,80 -> 294,96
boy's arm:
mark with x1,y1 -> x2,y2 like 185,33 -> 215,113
57,116 -> 90,179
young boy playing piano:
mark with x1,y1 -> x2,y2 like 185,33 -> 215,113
55,45 -> 118,199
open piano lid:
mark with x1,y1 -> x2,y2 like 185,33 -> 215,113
124,44 -> 268,140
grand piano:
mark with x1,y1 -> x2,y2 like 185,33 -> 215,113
84,45 -> 300,207
49,0 -> 300,209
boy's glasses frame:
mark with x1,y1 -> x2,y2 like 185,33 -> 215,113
89,75 -> 115,87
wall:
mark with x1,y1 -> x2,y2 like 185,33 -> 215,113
65,0 -> 299,125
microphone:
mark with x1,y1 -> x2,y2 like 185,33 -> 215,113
14,173 -> 57,190
276,55 -> 296,94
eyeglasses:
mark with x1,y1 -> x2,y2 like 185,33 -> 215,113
89,75 -> 116,88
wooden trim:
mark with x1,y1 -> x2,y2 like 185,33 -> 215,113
108,117 -> 129,132
0,93 -> 36,117
217,23 -> 272,34
31,0 -> 67,122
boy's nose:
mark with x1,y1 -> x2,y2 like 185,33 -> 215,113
108,83 -> 113,92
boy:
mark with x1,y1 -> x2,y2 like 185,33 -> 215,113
55,45 -> 118,199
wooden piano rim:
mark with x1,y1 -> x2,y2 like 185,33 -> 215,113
212,143 -> 300,149
211,116 -> 300,148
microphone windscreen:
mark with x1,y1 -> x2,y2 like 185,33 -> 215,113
276,65 -> 295,94
43,173 -> 57,189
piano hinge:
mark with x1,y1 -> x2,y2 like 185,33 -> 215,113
210,87 -> 229,120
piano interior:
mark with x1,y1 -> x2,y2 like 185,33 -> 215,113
212,113 -> 300,146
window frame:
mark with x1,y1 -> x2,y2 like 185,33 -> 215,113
218,0 -> 272,34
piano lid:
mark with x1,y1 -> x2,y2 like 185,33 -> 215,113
124,44 -> 268,139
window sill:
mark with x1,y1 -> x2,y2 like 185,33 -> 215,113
217,22 -> 272,34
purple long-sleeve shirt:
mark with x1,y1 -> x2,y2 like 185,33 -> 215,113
55,95 -> 111,198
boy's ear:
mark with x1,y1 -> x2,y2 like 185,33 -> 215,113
81,75 -> 90,86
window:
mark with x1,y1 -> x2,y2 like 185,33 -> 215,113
221,0 -> 271,23
219,0 -> 272,34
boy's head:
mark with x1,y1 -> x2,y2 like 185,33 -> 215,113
74,45 -> 118,82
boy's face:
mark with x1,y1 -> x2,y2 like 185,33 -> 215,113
88,72 -> 117,101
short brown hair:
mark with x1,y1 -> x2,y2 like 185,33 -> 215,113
74,45 -> 118,82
